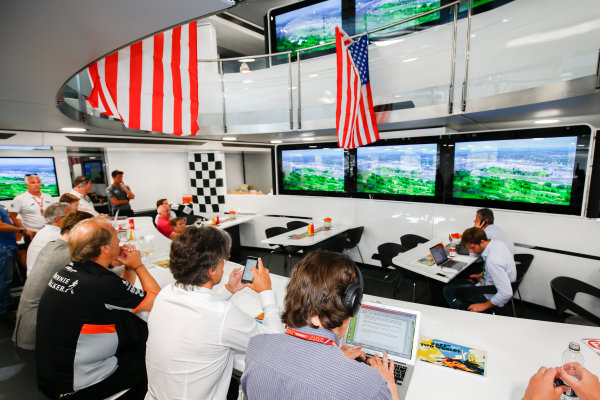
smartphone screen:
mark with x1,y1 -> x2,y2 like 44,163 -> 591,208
242,257 -> 258,283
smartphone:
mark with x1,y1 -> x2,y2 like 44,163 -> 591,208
242,256 -> 258,284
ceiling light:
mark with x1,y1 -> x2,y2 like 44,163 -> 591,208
222,136 -> 237,141
61,127 -> 87,132
238,58 -> 255,63
402,57 -> 418,63
270,140 -> 282,144
534,119 -> 560,124
301,137 -> 315,141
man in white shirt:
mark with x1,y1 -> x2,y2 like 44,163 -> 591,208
26,202 -> 69,275
145,226 -> 284,400
474,208 -> 514,255
69,176 -> 99,216
8,174 -> 55,233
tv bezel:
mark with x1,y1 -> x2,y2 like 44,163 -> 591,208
443,125 -> 591,216
0,156 -> 60,201
277,142 -> 352,197
352,136 -> 443,203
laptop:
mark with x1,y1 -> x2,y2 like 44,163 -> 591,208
345,301 -> 421,399
429,243 -> 466,271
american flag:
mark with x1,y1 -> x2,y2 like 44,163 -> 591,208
86,22 -> 199,136
335,27 -> 379,149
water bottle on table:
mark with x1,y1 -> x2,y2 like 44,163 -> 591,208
561,341 -> 585,399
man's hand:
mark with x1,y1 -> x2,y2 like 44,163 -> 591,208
248,258 -> 272,293
341,344 -> 366,361
523,367 -> 567,400
467,301 -> 493,313
468,273 -> 483,284
24,229 -> 35,239
116,244 -> 143,269
225,267 -> 248,294
367,353 -> 400,400
558,363 -> 600,400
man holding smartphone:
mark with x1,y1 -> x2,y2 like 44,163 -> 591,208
145,226 -> 284,400
474,208 -> 514,255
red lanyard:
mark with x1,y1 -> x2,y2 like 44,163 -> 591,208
285,327 -> 338,347
31,195 -> 44,215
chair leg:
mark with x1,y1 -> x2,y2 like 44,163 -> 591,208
412,281 -> 416,303
266,250 -> 275,269
511,299 -> 517,318
357,246 -> 364,264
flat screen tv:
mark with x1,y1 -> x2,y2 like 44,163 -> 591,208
446,125 -> 591,215
356,142 -> 438,196
278,144 -> 349,196
0,157 -> 59,200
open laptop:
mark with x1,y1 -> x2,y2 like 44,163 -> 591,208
345,301 -> 421,399
429,243 -> 466,271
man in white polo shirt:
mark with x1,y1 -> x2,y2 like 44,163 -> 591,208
69,176 -> 99,216
8,174 -> 55,234
26,202 -> 69,275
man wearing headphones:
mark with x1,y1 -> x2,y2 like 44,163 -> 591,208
242,250 -> 399,400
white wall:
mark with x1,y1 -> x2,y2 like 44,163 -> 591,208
105,149 -> 191,210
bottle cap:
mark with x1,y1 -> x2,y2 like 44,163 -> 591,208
569,342 -> 580,351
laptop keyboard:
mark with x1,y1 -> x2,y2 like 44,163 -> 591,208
360,356 -> 408,385
442,259 -> 459,268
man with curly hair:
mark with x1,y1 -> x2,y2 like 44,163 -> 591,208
145,226 -> 283,400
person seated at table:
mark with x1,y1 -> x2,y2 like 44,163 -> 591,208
168,217 -> 186,240
523,363 -> 600,400
145,226 -> 284,400
242,250 -> 400,400
443,227 -> 516,313
26,202 -> 69,276
156,204 -> 173,238
154,198 -> 175,225
36,217 -> 160,400
13,211 -> 93,350
59,193 -> 81,214
474,208 -> 514,255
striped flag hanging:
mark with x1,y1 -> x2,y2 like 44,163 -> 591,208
335,26 -> 379,149
86,22 -> 199,136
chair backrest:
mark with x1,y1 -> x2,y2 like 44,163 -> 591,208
511,253 -> 534,290
343,226 -> 364,250
317,235 -> 347,253
265,226 -> 288,239
400,234 -> 428,250
551,276 -> 600,326
286,220 -> 309,231
377,242 -> 408,269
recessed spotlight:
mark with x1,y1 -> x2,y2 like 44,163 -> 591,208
534,119 -> 560,124
270,140 -> 283,144
61,127 -> 87,132
301,137 -> 315,141
222,136 -> 237,141
238,58 -> 255,63
309,145 -> 317,148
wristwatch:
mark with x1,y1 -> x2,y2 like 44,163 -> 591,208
18,227 -> 24,234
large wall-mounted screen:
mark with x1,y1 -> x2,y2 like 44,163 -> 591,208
0,157 -> 59,200
279,146 -> 347,194
357,143 -> 437,196
272,0 -> 342,55
453,136 -> 577,206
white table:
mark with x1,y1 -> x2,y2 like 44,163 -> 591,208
392,239 -> 479,283
192,214 -> 256,230
261,223 -> 353,247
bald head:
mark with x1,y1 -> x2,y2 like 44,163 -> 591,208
158,204 -> 170,219
68,217 -> 114,262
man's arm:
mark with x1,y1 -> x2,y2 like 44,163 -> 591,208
122,184 -> 135,200
0,219 -> 34,238
117,248 -> 160,312
8,212 -> 22,228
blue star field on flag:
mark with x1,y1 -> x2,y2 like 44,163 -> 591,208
347,35 -> 370,85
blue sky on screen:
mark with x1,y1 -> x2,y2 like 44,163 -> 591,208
455,136 -> 577,153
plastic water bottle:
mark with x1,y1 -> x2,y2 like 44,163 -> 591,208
561,341 -> 584,399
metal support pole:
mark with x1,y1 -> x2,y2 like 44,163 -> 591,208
460,0 -> 473,112
296,52 -> 302,130
448,4 -> 458,114
219,60 -> 227,133
595,48 -> 600,89
288,53 -> 293,130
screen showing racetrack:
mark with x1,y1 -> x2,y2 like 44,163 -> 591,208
453,136 -> 578,206
0,157 -> 59,200
281,147 -> 346,192
274,0 -> 341,54
356,143 -> 437,196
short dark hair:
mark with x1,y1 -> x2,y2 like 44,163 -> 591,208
476,208 -> 494,225
111,169 -> 124,178
461,227 -> 488,246
73,176 -> 90,187
282,250 -> 358,330
156,198 -> 167,208
169,217 -> 185,228
169,226 -> 231,287
59,193 -> 80,204
60,211 -> 93,235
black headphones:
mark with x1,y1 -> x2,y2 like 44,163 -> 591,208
342,259 -> 364,318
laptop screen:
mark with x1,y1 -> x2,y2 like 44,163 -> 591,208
345,302 -> 420,364
429,243 -> 448,265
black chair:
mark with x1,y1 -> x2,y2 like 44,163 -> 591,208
551,277 -> 600,326
342,226 -> 364,263
286,221 -> 309,231
377,242 -> 430,302
400,234 -> 428,250
264,227 -> 302,275
513,253 -> 534,300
